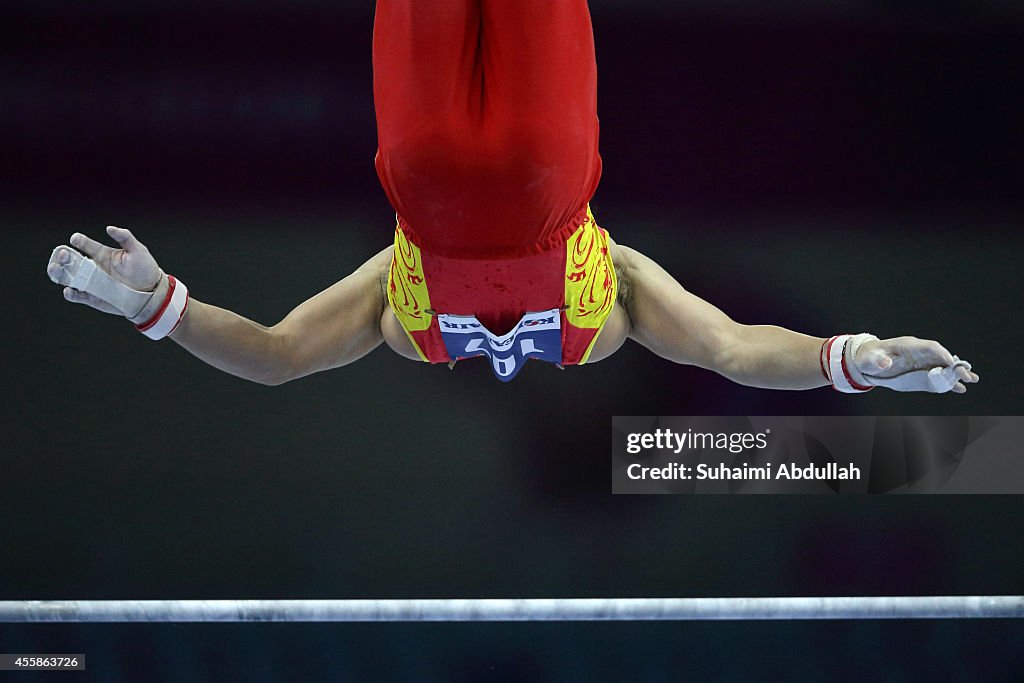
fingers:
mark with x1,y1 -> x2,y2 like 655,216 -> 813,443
106,225 -> 138,250
63,287 -> 121,316
46,247 -> 72,282
69,232 -> 111,260
948,366 -> 979,395
955,366 -> 979,384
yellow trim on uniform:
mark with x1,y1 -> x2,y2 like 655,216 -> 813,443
387,225 -> 431,361
564,206 -> 618,364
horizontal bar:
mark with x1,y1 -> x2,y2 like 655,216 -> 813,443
0,597 -> 1021,622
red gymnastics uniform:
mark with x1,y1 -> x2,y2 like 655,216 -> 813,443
375,1 -> 617,380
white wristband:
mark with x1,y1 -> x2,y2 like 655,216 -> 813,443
135,276 -> 189,340
825,334 -> 875,393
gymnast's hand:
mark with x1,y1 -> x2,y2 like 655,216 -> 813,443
853,336 -> 979,394
46,226 -> 164,319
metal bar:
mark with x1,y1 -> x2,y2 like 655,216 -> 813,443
1,596 -> 1021,622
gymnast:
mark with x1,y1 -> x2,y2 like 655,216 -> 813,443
46,1 -> 978,392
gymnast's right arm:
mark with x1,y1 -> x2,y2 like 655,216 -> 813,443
47,226 -> 390,386
170,248 -> 390,385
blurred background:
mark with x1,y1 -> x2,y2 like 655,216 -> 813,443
3,0 -> 1023,679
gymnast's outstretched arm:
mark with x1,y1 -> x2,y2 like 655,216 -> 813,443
47,227 -> 389,386
612,243 -> 979,393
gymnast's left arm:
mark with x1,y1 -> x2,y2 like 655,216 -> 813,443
613,244 -> 979,394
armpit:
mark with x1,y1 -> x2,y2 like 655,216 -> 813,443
609,243 -> 633,313
379,267 -> 390,310
615,262 -> 633,312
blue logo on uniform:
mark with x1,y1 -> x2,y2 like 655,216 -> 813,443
438,308 -> 563,382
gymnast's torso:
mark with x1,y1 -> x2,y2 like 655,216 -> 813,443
372,1 -> 621,379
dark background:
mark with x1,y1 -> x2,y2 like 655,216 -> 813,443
3,0 -> 1023,680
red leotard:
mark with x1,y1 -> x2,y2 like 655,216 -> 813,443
374,1 -> 615,370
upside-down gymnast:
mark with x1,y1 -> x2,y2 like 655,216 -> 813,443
47,0 -> 978,393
